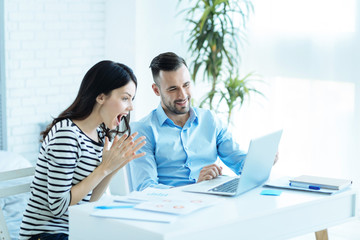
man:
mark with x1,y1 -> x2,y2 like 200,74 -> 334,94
129,52 -> 246,191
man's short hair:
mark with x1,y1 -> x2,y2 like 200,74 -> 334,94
149,52 -> 188,85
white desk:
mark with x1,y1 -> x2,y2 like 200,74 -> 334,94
69,187 -> 358,240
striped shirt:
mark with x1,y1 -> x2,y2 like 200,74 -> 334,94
19,119 -> 104,239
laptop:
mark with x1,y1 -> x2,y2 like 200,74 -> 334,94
182,129 -> 283,196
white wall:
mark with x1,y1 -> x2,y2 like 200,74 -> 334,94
133,0 -> 189,120
234,0 -> 360,189
105,0 -> 136,67
4,0 -> 107,162
104,0 -> 188,121
3,0 -> 189,163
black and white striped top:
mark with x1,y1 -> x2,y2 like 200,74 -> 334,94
19,119 -> 104,239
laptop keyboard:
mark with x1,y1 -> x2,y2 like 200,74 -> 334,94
209,178 -> 240,193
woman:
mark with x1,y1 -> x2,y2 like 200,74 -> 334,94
19,61 -> 146,240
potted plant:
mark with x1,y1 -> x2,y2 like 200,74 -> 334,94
178,0 -> 262,124
220,72 -> 263,124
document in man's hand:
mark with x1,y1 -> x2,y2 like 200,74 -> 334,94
289,175 -> 353,190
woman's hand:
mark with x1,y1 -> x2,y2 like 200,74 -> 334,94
100,132 -> 146,175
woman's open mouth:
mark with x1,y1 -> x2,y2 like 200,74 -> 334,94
116,114 -> 123,125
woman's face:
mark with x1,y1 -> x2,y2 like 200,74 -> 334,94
98,81 -> 136,130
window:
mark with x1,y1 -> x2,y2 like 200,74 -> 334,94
251,0 -> 356,36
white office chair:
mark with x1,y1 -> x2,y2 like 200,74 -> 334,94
109,164 -> 133,196
0,167 -> 35,240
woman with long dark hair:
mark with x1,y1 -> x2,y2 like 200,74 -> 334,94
19,61 -> 146,240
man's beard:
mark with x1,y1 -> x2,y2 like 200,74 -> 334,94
163,98 -> 190,115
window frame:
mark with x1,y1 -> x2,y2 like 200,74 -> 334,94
0,0 -> 7,150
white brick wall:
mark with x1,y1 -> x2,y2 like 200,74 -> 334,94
4,0 -> 106,163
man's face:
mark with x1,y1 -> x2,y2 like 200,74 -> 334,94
153,64 -> 192,115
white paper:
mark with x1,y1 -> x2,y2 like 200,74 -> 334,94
91,188 -> 219,223
112,195 -> 144,204
90,208 -> 177,223
134,198 -> 214,215
128,188 -> 178,201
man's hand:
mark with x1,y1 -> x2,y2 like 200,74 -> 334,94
197,164 -> 223,183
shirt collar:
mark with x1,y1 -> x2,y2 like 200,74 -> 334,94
155,104 -> 199,127
156,104 -> 169,126
188,107 -> 198,126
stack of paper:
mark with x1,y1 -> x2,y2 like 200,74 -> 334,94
265,177 -> 338,194
91,207 -> 178,223
134,198 -> 214,215
90,188 -> 219,223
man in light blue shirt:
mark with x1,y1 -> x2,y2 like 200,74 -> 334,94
129,52 -> 246,191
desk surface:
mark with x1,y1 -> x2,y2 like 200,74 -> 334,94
69,186 -> 358,240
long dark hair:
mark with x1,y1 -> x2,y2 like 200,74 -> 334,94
41,60 -> 137,141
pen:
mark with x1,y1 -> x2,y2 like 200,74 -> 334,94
289,182 -> 321,190
95,205 -> 135,210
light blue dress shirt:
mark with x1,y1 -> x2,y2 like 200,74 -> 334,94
129,104 -> 246,191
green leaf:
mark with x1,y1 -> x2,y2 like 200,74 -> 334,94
177,0 -> 256,115
214,0 -> 229,6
